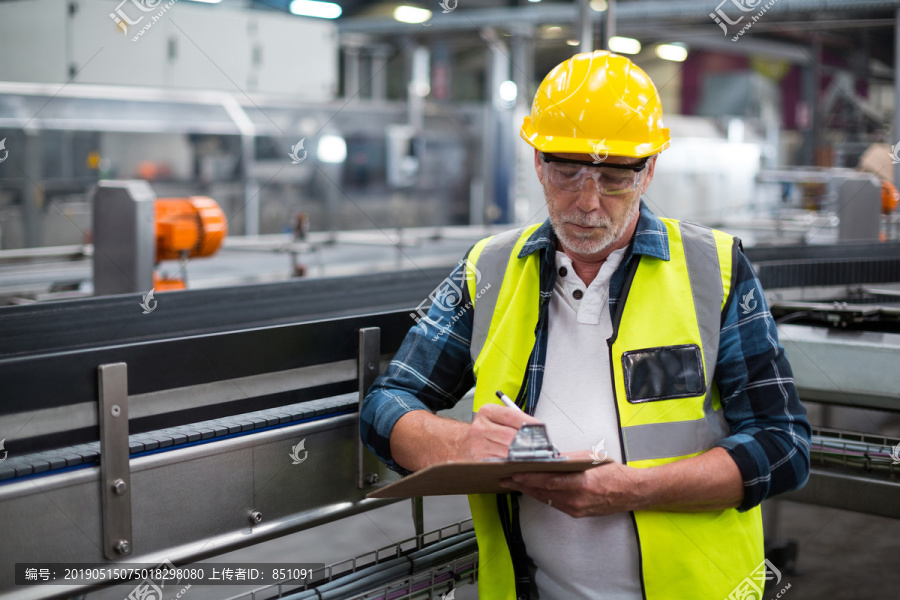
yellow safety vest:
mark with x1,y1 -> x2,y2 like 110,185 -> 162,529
463,218 -> 763,600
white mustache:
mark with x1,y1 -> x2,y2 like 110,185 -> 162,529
563,214 -> 611,228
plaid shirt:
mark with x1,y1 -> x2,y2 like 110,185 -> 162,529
360,202 -> 811,511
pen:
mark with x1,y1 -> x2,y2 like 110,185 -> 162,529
496,390 -> 524,412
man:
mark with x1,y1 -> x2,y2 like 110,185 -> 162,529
361,51 -> 810,600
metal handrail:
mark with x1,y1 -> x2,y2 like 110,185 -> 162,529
223,520 -> 477,600
810,426 -> 900,474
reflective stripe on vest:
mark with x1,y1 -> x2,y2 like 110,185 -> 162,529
464,218 -> 763,600
467,226 -> 531,365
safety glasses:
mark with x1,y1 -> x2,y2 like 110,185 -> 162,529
540,152 -> 649,195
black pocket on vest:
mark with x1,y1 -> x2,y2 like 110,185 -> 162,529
622,344 -> 706,403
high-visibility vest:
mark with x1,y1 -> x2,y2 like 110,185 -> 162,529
463,218 -> 763,600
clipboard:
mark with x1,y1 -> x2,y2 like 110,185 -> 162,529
366,424 -> 603,498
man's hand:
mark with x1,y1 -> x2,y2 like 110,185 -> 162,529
498,447 -> 744,515
390,405 -> 543,471
499,457 -> 647,517
463,404 -> 543,461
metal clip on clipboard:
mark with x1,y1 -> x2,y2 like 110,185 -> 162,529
506,423 -> 566,462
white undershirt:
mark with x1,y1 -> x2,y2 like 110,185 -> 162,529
518,247 -> 642,600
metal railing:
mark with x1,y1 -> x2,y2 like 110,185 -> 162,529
223,520 -> 477,600
810,426 -> 900,474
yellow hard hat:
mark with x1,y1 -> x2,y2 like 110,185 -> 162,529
521,50 -> 670,158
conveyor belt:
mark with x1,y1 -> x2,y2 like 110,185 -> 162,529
744,241 -> 900,292
786,427 -> 900,519
1,241 -> 895,358
744,241 -> 900,263
0,308 -> 414,599
0,393 -> 358,482
1,310 -> 409,455
0,266 -> 449,357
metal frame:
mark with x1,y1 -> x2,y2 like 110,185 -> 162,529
777,323 -> 900,411
786,427 -> 900,519
0,414 -> 404,600
98,363 -> 133,559
0,309 -> 419,598
220,520 -> 477,600
358,327 -> 381,489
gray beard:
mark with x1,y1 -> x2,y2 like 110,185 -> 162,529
548,192 -> 642,256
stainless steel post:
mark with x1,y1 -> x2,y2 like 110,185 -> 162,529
579,0 -> 593,53
606,0 -> 616,49
894,8 -> 900,184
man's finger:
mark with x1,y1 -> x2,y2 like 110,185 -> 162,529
498,477 -> 519,490
497,479 -> 543,498
477,403 -> 543,428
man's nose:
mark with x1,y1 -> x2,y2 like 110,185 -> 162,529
574,176 -> 603,212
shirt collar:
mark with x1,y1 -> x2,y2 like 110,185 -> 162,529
517,200 -> 670,261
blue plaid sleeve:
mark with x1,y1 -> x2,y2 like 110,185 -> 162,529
714,250 -> 812,511
359,259 -> 476,474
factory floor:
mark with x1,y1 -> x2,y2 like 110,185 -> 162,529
84,404 -> 899,600
769,500 -> 900,599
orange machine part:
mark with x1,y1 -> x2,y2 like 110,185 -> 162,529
882,180 -> 899,214
155,197 -> 228,262
153,273 -> 186,291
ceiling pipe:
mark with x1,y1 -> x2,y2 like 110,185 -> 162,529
340,0 -> 900,34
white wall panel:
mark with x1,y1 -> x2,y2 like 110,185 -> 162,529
163,5 -> 252,92
70,0 -> 171,88
0,0 -> 68,84
0,0 -> 337,100
251,12 -> 337,100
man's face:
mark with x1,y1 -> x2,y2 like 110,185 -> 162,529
534,150 -> 656,258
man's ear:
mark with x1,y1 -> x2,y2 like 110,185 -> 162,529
640,155 -> 658,193
534,149 -> 545,183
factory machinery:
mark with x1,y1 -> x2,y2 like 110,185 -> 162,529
1,234 -> 900,599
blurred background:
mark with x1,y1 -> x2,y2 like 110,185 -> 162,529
1,1 -> 900,600
0,0 -> 898,299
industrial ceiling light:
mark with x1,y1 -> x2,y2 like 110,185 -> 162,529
655,43 -> 688,62
590,0 -> 608,11
566,39 -> 580,46
290,0 -> 342,19
317,135 -> 348,163
498,80 -> 518,105
608,36 -> 641,55
540,26 -> 566,40
393,5 -> 433,23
